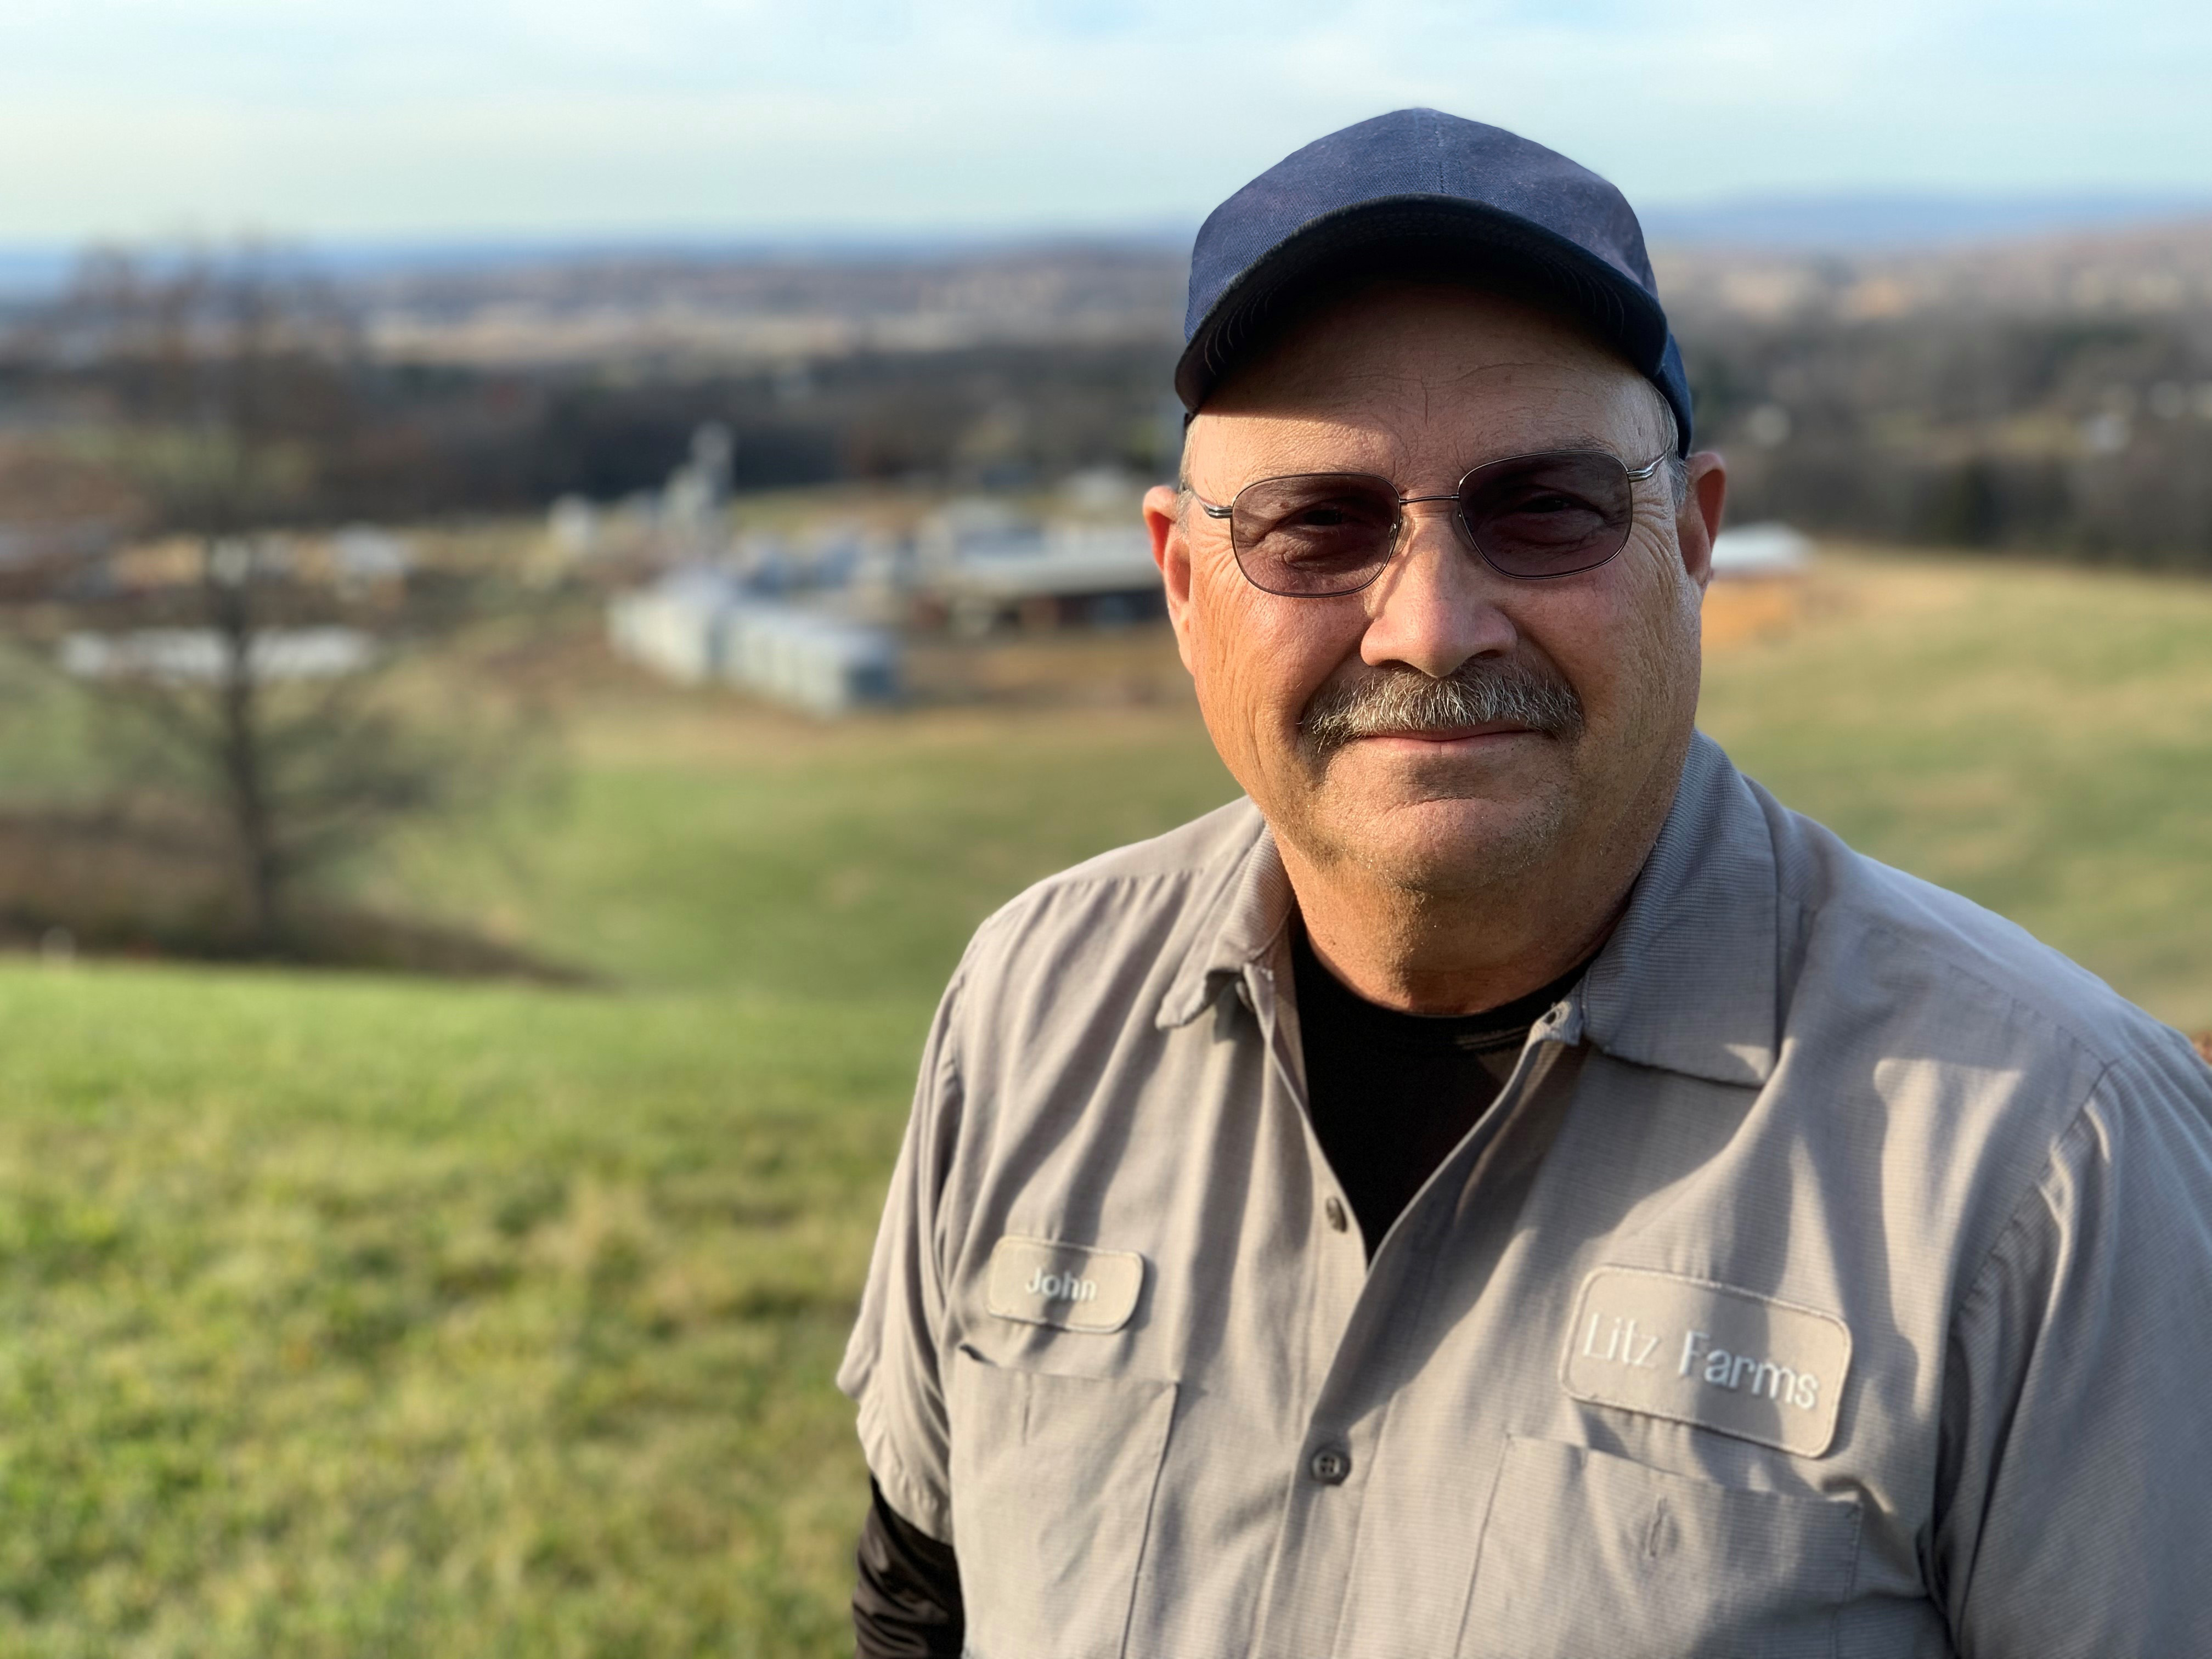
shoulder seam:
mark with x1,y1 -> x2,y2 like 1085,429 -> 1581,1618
1770,799 -> 2136,1074
1938,1056 -> 2115,1626
1949,1058 -> 2116,1344
1846,907 -> 2115,1074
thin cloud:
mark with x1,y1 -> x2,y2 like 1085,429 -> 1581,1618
0,0 -> 2206,239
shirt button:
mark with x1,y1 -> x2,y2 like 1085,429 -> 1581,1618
1308,1446 -> 1352,1486
1323,1196 -> 1348,1233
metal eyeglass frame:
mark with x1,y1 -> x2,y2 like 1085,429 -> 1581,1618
1192,449 -> 1671,595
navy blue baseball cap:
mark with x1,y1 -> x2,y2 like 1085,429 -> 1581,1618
1176,108 -> 1692,454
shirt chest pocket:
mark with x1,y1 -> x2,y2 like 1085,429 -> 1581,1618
1458,1436 -> 1862,1659
947,1347 -> 1177,1659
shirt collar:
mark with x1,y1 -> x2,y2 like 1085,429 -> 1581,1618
1576,731 -> 1780,1087
1156,802 -> 1293,1029
1157,731 -> 1781,1088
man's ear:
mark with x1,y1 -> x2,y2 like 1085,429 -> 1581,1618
1143,483 -> 1202,676
1672,450 -> 1728,592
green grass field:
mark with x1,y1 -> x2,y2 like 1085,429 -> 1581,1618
1700,552 -> 2212,1028
0,548 -> 2204,1654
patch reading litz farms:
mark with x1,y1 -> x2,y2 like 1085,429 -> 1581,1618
1560,1267 -> 1852,1457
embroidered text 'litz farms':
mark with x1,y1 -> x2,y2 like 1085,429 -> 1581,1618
1559,1267 -> 1852,1457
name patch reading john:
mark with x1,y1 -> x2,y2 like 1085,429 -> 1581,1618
1560,1266 -> 1852,1457
985,1237 -> 1145,1334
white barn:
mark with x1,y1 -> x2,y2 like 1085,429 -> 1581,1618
608,568 -> 901,715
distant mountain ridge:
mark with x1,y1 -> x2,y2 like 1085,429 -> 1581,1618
4,189 -> 2210,300
1641,190 -> 2212,252
0,230 -> 1197,301
1658,215 -> 2212,324
7,193 -> 2211,359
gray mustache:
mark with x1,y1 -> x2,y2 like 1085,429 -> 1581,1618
1301,660 -> 1585,751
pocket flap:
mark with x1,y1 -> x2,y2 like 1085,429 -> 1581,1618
1461,1437 -> 1861,1659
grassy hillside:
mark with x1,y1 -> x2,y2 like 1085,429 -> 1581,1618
0,696 -> 1238,1656
0,975 -> 913,1655
0,549 -> 2200,1652
1700,550 -> 2212,1029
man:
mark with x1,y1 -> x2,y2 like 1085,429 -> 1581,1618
840,109 -> 2212,1658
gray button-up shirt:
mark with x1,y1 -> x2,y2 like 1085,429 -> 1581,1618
839,733 -> 2212,1658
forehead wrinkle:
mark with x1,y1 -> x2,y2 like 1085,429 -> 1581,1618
1267,359 -> 1649,444
1191,404 -> 1655,497
1269,352 -> 1588,416
1185,413 -> 1410,494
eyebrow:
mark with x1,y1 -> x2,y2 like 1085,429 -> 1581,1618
1181,424 -> 1663,501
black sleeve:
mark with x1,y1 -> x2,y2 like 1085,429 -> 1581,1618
854,1478 -> 965,1659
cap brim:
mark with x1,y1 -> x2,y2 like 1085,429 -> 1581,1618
1175,196 -> 1674,422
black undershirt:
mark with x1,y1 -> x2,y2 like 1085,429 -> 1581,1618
851,929 -> 1590,1655
1290,922 -> 1588,1257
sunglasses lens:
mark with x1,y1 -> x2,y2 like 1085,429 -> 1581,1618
1229,475 -> 1398,596
1459,453 -> 1635,577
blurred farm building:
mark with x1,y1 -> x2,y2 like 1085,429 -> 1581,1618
608,569 -> 901,717
1709,522 -> 1813,579
1703,522 -> 1813,648
916,498 -> 1161,634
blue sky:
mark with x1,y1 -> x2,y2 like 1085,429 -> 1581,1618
2,0 -> 2208,241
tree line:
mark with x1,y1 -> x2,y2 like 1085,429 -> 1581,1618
5,245 -> 2212,563
1682,306 -> 2212,563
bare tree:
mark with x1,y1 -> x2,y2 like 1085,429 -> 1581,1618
12,246 -> 511,954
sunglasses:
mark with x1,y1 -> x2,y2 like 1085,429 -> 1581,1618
1193,449 -> 1669,596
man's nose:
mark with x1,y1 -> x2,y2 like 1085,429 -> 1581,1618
1358,503 -> 1519,678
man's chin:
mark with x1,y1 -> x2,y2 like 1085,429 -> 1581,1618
1303,787 -> 1572,893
